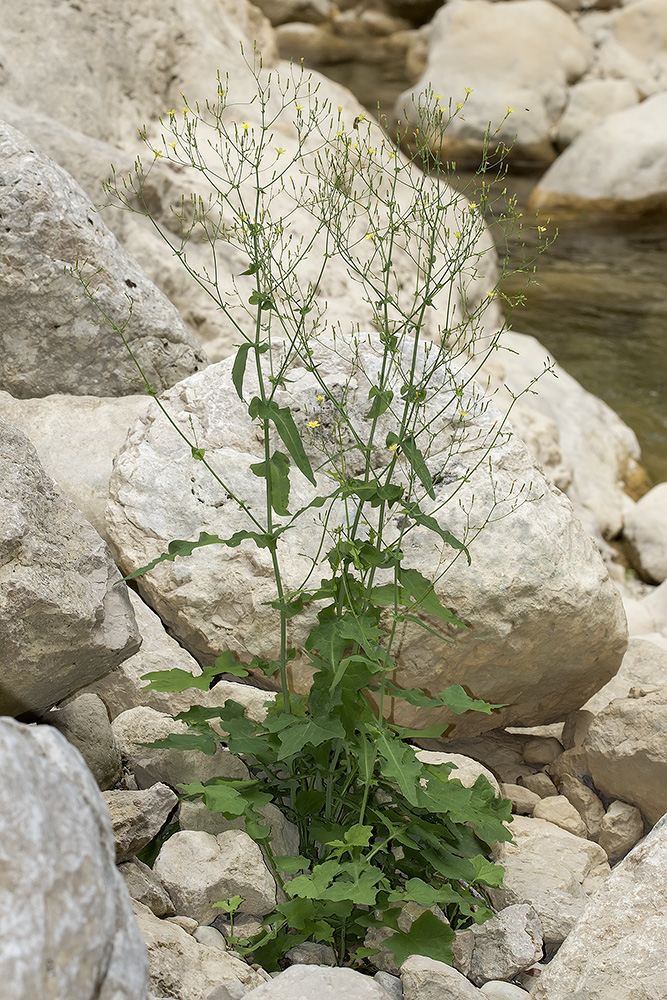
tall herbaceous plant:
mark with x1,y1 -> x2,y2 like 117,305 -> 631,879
77,53 -> 551,969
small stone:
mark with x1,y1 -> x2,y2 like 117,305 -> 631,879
518,772 -> 558,798
557,775 -> 605,839
374,971 -> 403,1000
194,925 -> 228,952
480,983 -> 530,998
500,783 -> 541,815
166,914 -> 199,933
560,710 -> 595,750
522,738 -> 564,766
401,956 -> 481,999
286,941 -> 336,966
241,965 -> 391,997
598,801 -> 645,864
154,829 -> 276,924
533,795 -> 588,838
468,904 -> 543,986
205,983 -> 249,1000
103,783 -> 178,862
44,693 -> 122,790
118,858 -> 175,917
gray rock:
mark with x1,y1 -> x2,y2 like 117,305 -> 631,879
0,121 -> 207,398
132,899 -> 264,1000
112,705 -> 249,789
490,816 -> 610,950
522,738 -> 564,766
43,692 -> 122,789
104,783 -> 178,862
467,904 -> 543,986
179,798 -> 299,859
518,773 -> 558,798
244,965 -> 390,998
583,636 -> 667,715
0,416 -> 140,717
557,775 -> 605,839
119,859 -> 175,917
598,801 -> 645,864
205,982 -> 250,1000
106,335 -> 627,737
193,925 -> 228,952
624,483 -> 667,583
400,955 -> 481,999
531,813 -> 667,1000
500,783 -> 541,815
0,718 -> 148,998
374,971 -> 403,1000
560,710 -> 594,750
480,984 -> 530,999
154,829 -> 277,923
286,941 -> 336,966
583,687 -> 667,826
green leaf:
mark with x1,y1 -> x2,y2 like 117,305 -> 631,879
287,860 -> 340,899
400,568 -> 464,625
277,717 -> 346,759
248,397 -> 316,485
437,684 -> 504,716
402,502 -> 471,565
324,824 -> 374,849
317,865 -> 387,905
376,732 -> 423,807
274,855 -> 311,874
366,386 -> 393,419
212,895 -> 244,914
142,732 -> 217,754
389,878 -> 470,908
248,289 -> 274,310
123,529 -> 279,581
140,662 -> 222,693
401,434 -> 435,499
191,446 -> 205,461
212,650 -> 250,679
250,450 -> 291,515
383,910 -> 455,966
232,342 -> 268,399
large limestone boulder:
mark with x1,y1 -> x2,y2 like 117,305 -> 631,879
555,78 -> 638,148
485,331 -> 642,541
0,718 -> 149,999
585,0 -> 667,99
489,815 -> 610,950
0,121 -> 207,398
0,416 -> 140,718
0,391 -> 153,540
530,93 -> 667,214
105,334 -> 627,736
395,0 -> 593,165
582,686 -> 667,826
583,636 -> 667,714
532,813 -> 667,1000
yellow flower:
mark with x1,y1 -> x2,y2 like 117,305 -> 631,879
337,105 -> 343,113
167,142 -> 177,150
465,87 -> 474,96
507,106 -> 514,114
457,409 -> 469,418
315,394 -> 325,403
365,232 -> 375,240
168,109 -> 176,116
182,107 -> 189,115
153,149 -> 163,158
308,419 -> 320,428
388,442 -> 399,452
455,102 -> 463,111
295,104 -> 304,111
468,201 -> 477,211
275,147 -> 286,156
241,122 -> 249,131
538,225 -> 547,233
454,231 -> 462,240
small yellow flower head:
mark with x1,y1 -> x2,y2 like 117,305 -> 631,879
387,151 -> 396,159
241,122 -> 249,131
454,231 -> 462,240
295,104 -> 304,111
435,94 -> 441,101
465,87 -> 474,96
468,201 -> 478,211
182,107 -> 189,115
153,149 -> 163,158
275,147 -> 286,156
537,225 -> 547,233
365,232 -> 375,240
388,442 -> 399,452
368,147 -> 376,156
487,290 -> 494,298
167,142 -> 177,150
168,109 -> 176,116
308,419 -> 320,429
315,394 -> 325,403
457,409 -> 469,418
337,105 -> 343,113
507,106 -> 514,114
455,102 -> 463,111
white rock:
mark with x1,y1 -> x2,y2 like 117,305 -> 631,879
467,904 -> 543,986
583,686 -> 667,826
530,92 -> 667,214
0,390 -> 153,541
0,416 -> 140,717
480,983 -> 530,999
154,829 -> 277,923
106,335 -> 627,737
132,899 -> 264,1000
598,800 -> 645,864
179,799 -> 300,858
490,815 -> 610,949
415,750 -> 501,795
0,718 -> 148,998
531,813 -> 667,1000
583,636 -> 667,713
193,925 -> 228,952
500,783 -> 541,815
43,692 -> 122,789
624,483 -> 667,583
400,955 -> 481,999
104,783 -> 178,863
486,330 -> 643,540
623,580 -> 667,639
244,964 -> 391,998
517,772 -> 558,798
395,0 -> 593,164
556,78 -> 638,147
532,795 -> 588,838
84,590 -> 274,722
0,121 -> 207,398
112,705 -> 249,789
